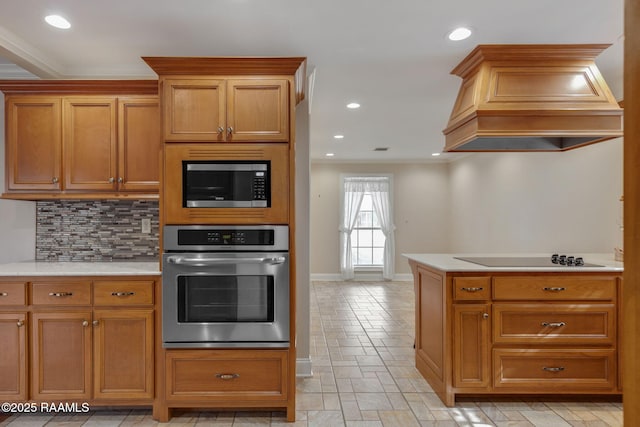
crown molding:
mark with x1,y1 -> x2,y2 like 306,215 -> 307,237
0,63 -> 36,79
0,24 -> 65,78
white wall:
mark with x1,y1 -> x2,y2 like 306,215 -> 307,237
309,139 -> 623,276
310,162 -> 451,277
449,139 -> 623,253
0,93 -> 36,263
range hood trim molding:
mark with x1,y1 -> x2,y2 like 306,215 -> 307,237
443,44 -> 624,152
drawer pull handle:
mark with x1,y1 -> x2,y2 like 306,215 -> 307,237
0,292 -> 8,296
541,321 -> 566,328
49,292 -> 73,297
111,292 -> 135,297
543,287 -> 566,292
461,287 -> 484,292
543,366 -> 565,372
215,373 -> 240,380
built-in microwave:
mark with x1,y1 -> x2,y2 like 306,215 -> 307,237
164,143 -> 289,224
183,161 -> 270,208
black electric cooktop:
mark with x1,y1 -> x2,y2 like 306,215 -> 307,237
454,256 -> 604,268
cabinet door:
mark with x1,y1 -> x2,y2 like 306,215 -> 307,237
93,309 -> 154,399
0,312 -> 27,401
165,349 -> 288,401
117,97 -> 161,191
31,311 -> 92,400
63,97 -> 118,190
163,79 -> 226,141
227,79 -> 289,142
453,304 -> 491,389
5,96 -> 62,191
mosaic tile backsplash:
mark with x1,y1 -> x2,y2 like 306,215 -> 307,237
36,200 -> 159,261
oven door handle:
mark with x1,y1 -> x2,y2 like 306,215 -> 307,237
166,255 -> 287,266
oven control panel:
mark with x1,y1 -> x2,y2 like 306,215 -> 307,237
163,225 -> 289,252
180,229 -> 274,246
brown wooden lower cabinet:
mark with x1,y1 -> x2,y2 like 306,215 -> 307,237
453,304 -> 491,389
93,309 -> 154,399
31,311 -> 93,400
165,349 -> 288,400
408,261 -> 622,406
0,312 -> 27,400
152,348 -> 294,422
0,276 -> 158,405
493,348 -> 617,390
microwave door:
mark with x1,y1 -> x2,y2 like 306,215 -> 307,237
185,170 -> 262,208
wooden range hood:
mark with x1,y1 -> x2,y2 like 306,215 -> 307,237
442,44 -> 623,152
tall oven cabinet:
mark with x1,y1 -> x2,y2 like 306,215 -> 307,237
143,57 -> 306,422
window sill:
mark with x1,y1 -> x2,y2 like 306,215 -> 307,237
354,266 -> 383,271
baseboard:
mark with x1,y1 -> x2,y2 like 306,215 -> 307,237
296,357 -> 313,377
310,273 -> 413,282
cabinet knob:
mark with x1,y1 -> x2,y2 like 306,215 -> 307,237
0,292 -> 8,297
215,373 -> 240,380
541,321 -> 566,328
52,177 -> 59,184
92,320 -> 99,326
109,177 -> 115,183
16,320 -> 24,327
111,291 -> 135,297
217,127 -> 224,134
82,320 -> 89,327
227,126 -> 234,135
49,292 -> 73,297
118,177 -> 123,183
482,313 -> 489,319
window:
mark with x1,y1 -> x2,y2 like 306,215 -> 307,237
351,193 -> 385,267
340,175 -> 396,280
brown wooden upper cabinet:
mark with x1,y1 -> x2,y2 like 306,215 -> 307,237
5,96 -> 63,191
162,78 -> 289,142
5,95 -> 160,195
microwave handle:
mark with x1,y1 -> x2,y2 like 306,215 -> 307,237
166,255 -> 286,266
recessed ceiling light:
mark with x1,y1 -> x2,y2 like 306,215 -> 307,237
333,134 -> 344,139
346,102 -> 360,109
45,14 -> 71,29
447,27 -> 472,41
432,152 -> 441,156
325,152 -> 335,157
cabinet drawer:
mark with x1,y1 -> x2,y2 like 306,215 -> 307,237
166,349 -> 288,401
493,349 -> 616,390
31,282 -> 91,305
0,282 -> 27,306
493,303 -> 616,344
93,281 -> 154,306
493,276 -> 617,301
453,277 -> 491,300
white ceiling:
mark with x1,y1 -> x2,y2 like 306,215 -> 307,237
0,0 -> 624,162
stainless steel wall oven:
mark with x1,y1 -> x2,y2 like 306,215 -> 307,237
162,225 -> 289,348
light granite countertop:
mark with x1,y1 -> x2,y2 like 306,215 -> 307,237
0,261 -> 161,276
402,253 -> 623,273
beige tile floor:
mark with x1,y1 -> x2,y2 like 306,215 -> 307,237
0,280 -> 623,426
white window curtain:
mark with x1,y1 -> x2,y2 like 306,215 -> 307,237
339,180 -> 365,280
340,176 -> 396,280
